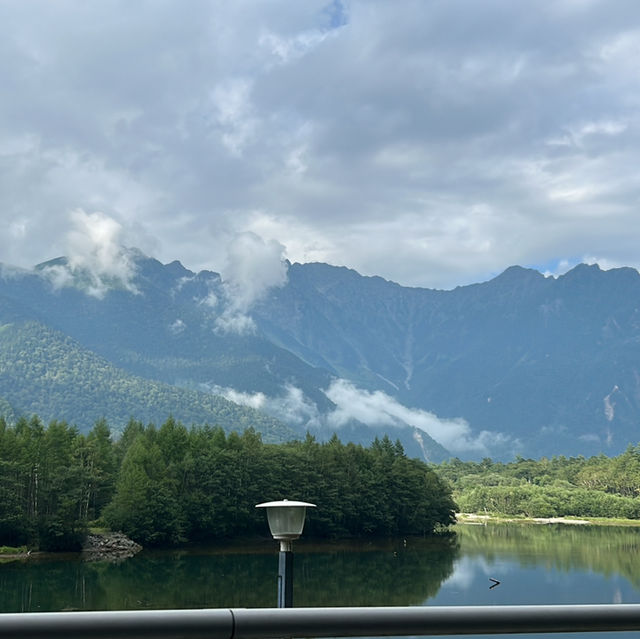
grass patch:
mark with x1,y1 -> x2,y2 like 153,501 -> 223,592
579,516 -> 640,527
88,526 -> 110,535
0,545 -> 28,554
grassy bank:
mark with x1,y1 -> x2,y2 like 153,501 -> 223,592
0,545 -> 28,555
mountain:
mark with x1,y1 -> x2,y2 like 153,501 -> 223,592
2,251 -> 640,460
0,255 -> 447,461
255,262 -> 640,458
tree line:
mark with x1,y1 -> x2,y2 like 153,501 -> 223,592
0,415 -> 457,550
439,447 -> 640,519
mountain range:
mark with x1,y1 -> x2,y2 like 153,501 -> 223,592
1,250 -> 640,461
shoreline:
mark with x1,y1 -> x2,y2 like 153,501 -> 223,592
4,516 -> 640,560
0,532 -> 142,562
456,512 -> 640,527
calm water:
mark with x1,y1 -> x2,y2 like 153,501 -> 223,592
1,523 -> 640,637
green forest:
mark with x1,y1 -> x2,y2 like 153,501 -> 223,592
0,415 -> 456,551
439,450 -> 640,519
6,412 -> 640,554
0,321 -> 296,442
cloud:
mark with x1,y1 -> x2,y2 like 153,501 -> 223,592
215,231 -> 288,334
197,290 -> 219,309
324,379 -> 510,456
211,383 -> 321,427
213,312 -> 257,335
210,78 -> 257,156
212,378 -> 513,457
169,319 -> 186,334
2,1 -> 640,289
442,555 -> 508,592
40,209 -> 138,298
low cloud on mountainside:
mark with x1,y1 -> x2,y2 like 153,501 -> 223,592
33,212 -> 288,332
40,209 -> 139,298
324,379 -> 513,456
215,232 -> 289,334
212,378 -> 515,457
212,383 -> 320,427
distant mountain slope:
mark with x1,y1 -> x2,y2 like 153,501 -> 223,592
0,256 -> 449,462
3,251 -> 640,460
24,255 -> 334,408
255,262 -> 640,457
0,319 -> 296,441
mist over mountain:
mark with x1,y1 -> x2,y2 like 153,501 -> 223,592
1,249 -> 639,461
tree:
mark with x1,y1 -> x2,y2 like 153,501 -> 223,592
103,434 -> 185,546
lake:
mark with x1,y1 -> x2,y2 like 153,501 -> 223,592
1,523 -> 640,638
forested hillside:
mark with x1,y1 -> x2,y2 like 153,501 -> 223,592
0,416 -> 457,550
0,321 -> 294,441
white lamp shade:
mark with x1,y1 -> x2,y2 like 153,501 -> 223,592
256,500 -> 316,540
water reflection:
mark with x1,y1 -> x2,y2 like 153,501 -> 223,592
432,525 -> 640,639
3,525 -> 640,613
0,535 -> 458,612
295,536 -> 458,607
456,523 -> 640,589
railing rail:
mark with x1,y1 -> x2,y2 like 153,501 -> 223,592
2,605 -> 640,639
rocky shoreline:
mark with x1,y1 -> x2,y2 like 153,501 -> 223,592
82,532 -> 142,562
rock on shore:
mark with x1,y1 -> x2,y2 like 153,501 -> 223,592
82,532 -> 142,562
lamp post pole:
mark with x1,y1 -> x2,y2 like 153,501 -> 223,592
256,500 -> 316,609
278,540 -> 294,608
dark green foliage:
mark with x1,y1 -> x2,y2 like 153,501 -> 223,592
105,426 -> 456,545
0,413 -> 458,549
439,447 -> 640,519
0,416 -> 100,550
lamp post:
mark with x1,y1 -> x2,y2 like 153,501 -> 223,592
256,499 -> 316,608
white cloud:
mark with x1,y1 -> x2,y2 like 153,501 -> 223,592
169,319 -> 186,334
215,387 -> 268,411
215,231 -> 288,334
210,78 -> 257,156
212,377 -> 513,457
258,26 -> 336,66
324,379 -> 508,456
1,1 -> 640,289
41,264 -> 75,290
214,312 -> 257,336
211,383 -> 321,427
198,290 -> 219,309
40,209 -> 138,298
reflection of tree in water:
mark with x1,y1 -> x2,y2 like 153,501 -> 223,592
458,523 -> 640,589
0,556 -> 107,612
89,536 -> 459,609
0,535 -> 459,612
83,549 -> 277,609
295,535 -> 459,606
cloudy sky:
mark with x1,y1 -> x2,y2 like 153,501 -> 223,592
1,0 -> 639,290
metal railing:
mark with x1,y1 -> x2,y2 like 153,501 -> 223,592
2,604 -> 640,639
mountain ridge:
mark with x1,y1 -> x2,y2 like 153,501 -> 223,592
2,251 -> 640,460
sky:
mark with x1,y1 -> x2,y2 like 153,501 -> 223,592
1,0 -> 640,290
